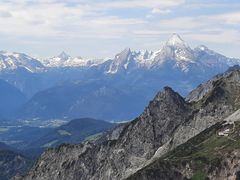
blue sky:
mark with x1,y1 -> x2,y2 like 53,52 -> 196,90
0,0 -> 239,59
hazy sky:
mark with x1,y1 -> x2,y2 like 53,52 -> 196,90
0,0 -> 239,59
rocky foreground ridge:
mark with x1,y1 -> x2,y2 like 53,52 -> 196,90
128,110 -> 240,180
19,66 -> 240,180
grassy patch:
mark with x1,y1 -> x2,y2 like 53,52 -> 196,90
0,127 -> 9,133
164,122 -> 240,178
128,121 -> 240,180
58,130 -> 71,136
166,122 -> 240,162
42,140 -> 58,148
84,133 -> 102,142
192,170 -> 207,180
2,140 -> 22,145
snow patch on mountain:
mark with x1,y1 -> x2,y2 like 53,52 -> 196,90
105,33 -> 240,74
41,51 -> 106,68
1,34 -> 240,75
0,51 -> 44,72
165,33 -> 188,48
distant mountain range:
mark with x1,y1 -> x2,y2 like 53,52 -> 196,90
1,34 -> 239,74
0,34 -> 240,121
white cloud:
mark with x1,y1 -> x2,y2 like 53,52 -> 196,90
0,0 -> 187,40
151,8 -> 171,14
0,1 -> 149,38
90,0 -> 185,9
216,12 -> 240,25
185,30 -> 240,44
0,0 -> 239,58
0,10 -> 11,17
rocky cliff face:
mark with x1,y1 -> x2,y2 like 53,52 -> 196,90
0,148 -> 31,180
20,67 -> 240,180
127,112 -> 240,180
167,66 -> 240,152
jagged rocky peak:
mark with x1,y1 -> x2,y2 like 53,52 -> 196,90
226,64 -> 240,73
57,51 -> 71,60
115,48 -> 131,60
155,86 -> 185,102
142,86 -> 189,120
186,66 -> 240,103
104,33 -> 240,74
20,84 -> 192,180
127,111 -> 240,180
20,66 -> 240,180
166,33 -> 188,47
106,48 -> 133,73
145,50 -> 154,59
152,34 -> 194,65
163,86 -> 179,94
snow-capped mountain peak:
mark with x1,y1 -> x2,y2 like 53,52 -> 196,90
1,34 -> 239,77
151,34 -> 194,68
166,33 -> 188,47
106,35 -> 198,74
105,34 -> 240,74
0,51 -> 44,72
115,48 -> 131,61
196,45 -> 209,51
57,51 -> 71,61
106,48 -> 132,74
41,52 -> 107,68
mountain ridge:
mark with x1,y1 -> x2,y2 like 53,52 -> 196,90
0,34 -> 239,72
19,66 -> 240,180
127,111 -> 240,180
15,34 -> 240,121
1,34 -> 240,121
